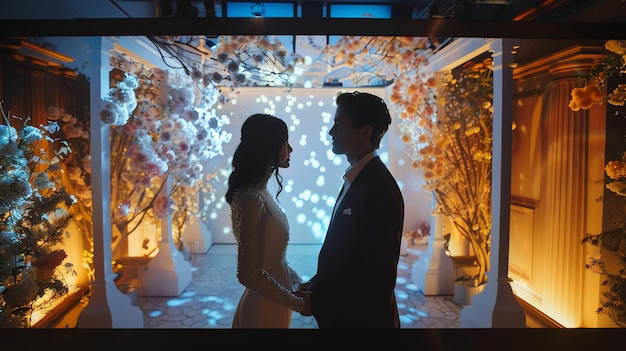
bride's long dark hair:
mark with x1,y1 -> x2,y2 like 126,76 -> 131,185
225,114 -> 288,204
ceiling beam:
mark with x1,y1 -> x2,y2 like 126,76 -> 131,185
2,17 -> 624,39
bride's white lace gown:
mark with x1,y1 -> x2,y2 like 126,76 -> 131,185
230,184 -> 303,328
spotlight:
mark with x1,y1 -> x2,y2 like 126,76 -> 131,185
250,2 -> 265,17
204,37 -> 217,50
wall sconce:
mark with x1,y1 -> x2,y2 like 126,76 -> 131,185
250,2 -> 265,17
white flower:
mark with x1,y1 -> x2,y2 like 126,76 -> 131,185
100,97 -> 128,125
0,125 -> 18,149
19,125 -> 43,144
118,73 -> 140,90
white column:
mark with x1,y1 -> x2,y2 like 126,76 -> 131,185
412,197 -> 455,295
77,36 -> 143,328
139,176 -> 192,296
460,38 -> 526,327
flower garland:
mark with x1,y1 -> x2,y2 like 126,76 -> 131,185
0,102 -> 76,327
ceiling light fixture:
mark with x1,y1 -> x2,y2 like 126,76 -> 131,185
204,37 -> 217,50
250,2 -> 265,17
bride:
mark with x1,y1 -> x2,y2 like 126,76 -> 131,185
224,113 -> 305,328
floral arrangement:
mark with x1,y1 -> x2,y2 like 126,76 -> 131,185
98,35 -> 305,257
582,225 -> 626,327
583,155 -> 625,327
568,40 -> 626,111
45,107 -> 95,281
404,220 -> 431,245
401,57 -> 495,287
0,102 -> 76,327
102,52 -> 232,257
570,39 -> 626,327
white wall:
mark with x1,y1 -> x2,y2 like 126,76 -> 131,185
201,86 -> 432,244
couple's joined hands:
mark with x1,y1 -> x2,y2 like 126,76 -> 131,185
294,282 -> 313,316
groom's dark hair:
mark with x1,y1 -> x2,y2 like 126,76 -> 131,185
336,91 -> 391,149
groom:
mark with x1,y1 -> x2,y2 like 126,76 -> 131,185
296,91 -> 404,328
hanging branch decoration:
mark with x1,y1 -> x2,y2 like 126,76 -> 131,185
147,35 -> 305,96
101,54 -> 232,257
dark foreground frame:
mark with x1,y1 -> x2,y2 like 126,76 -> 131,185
3,17 -> 626,39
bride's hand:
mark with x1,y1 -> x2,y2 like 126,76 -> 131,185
294,290 -> 313,316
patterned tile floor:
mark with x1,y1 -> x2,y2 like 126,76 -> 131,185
137,243 -> 462,329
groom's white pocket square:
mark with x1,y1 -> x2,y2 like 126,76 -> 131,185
342,208 -> 352,215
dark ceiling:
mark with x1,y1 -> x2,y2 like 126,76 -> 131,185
151,0 -> 626,22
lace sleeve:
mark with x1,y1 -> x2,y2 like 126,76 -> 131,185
231,191 -> 305,312
288,264 -> 303,287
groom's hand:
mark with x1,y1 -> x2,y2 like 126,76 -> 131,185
297,281 -> 311,291
294,290 -> 313,316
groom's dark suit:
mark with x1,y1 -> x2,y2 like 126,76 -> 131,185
308,156 -> 404,328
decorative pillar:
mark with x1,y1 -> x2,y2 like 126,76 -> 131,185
181,191 -> 213,255
460,38 -> 526,327
139,176 -> 192,296
77,36 -> 143,328
412,197 -> 455,295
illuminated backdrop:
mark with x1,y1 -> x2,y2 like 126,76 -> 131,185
202,86 -> 432,244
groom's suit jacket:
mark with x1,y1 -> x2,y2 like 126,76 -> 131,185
309,156 -> 404,328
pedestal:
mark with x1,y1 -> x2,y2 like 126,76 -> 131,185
77,274 -> 143,328
460,276 -> 526,327
453,282 -> 485,305
139,240 -> 192,296
412,237 -> 455,295
412,212 -> 455,295
138,175 -> 193,296
183,214 -> 213,254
